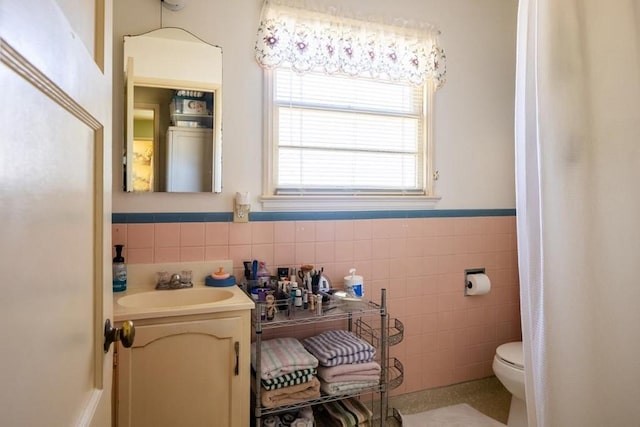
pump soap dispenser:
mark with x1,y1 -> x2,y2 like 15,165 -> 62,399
113,244 -> 127,292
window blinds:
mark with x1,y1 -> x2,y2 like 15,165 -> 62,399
274,69 -> 425,194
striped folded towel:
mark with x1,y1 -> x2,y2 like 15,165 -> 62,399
319,397 -> 373,426
251,337 -> 318,380
317,361 -> 381,383
259,368 -> 317,391
302,330 -> 376,367
320,379 -> 380,395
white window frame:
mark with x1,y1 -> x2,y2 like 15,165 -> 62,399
260,69 -> 441,212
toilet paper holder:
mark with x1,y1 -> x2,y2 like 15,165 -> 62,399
464,268 -> 486,296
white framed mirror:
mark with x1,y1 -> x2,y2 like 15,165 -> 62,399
123,27 -> 222,193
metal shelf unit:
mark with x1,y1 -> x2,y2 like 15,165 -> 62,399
251,288 -> 404,426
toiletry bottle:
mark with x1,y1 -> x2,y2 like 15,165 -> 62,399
113,244 -> 127,293
309,293 -> 315,312
256,261 -> 271,286
289,269 -> 297,287
289,283 -> 298,313
294,287 -> 302,307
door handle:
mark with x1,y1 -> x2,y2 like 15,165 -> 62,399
104,319 -> 135,353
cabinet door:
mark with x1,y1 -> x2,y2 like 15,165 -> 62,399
118,317 -> 245,427
166,127 -> 213,192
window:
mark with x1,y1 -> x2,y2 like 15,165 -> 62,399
255,0 -> 446,210
274,68 -> 427,194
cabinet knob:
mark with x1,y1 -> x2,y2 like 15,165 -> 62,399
103,319 -> 136,353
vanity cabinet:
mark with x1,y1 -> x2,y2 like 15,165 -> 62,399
116,310 -> 250,427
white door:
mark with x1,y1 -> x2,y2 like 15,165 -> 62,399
166,127 -> 213,192
0,0 -> 113,426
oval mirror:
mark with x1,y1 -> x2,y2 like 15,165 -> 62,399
123,27 -> 222,193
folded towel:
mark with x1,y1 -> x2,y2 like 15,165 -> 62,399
302,330 -> 375,367
319,397 -> 373,427
259,377 -> 321,408
251,337 -> 318,380
320,379 -> 380,395
317,361 -> 381,383
316,411 -> 371,427
259,368 -> 316,391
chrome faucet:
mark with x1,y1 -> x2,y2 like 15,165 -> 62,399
170,273 -> 182,289
155,272 -> 193,290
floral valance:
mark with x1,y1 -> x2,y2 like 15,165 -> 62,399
255,0 -> 447,88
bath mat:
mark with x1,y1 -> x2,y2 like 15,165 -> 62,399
399,403 -> 505,427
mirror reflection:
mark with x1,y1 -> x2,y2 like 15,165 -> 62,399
123,28 -> 222,193
131,104 -> 158,191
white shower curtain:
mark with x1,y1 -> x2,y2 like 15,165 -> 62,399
516,1 -> 640,426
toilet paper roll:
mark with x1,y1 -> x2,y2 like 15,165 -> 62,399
466,273 -> 491,295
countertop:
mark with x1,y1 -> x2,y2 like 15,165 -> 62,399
113,260 -> 254,322
113,283 -> 255,322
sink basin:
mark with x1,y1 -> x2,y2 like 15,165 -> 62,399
117,288 -> 235,309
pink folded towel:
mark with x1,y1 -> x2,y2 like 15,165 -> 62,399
317,361 -> 381,383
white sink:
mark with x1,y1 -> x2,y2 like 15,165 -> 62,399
117,288 -> 235,309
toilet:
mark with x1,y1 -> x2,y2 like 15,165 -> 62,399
493,341 -> 527,427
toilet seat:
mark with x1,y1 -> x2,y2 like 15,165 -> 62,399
496,341 -> 524,370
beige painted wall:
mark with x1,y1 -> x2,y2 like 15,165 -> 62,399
112,0 -> 518,213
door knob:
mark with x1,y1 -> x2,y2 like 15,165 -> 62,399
103,319 -> 135,353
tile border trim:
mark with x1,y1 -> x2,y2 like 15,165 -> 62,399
112,209 -> 516,223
